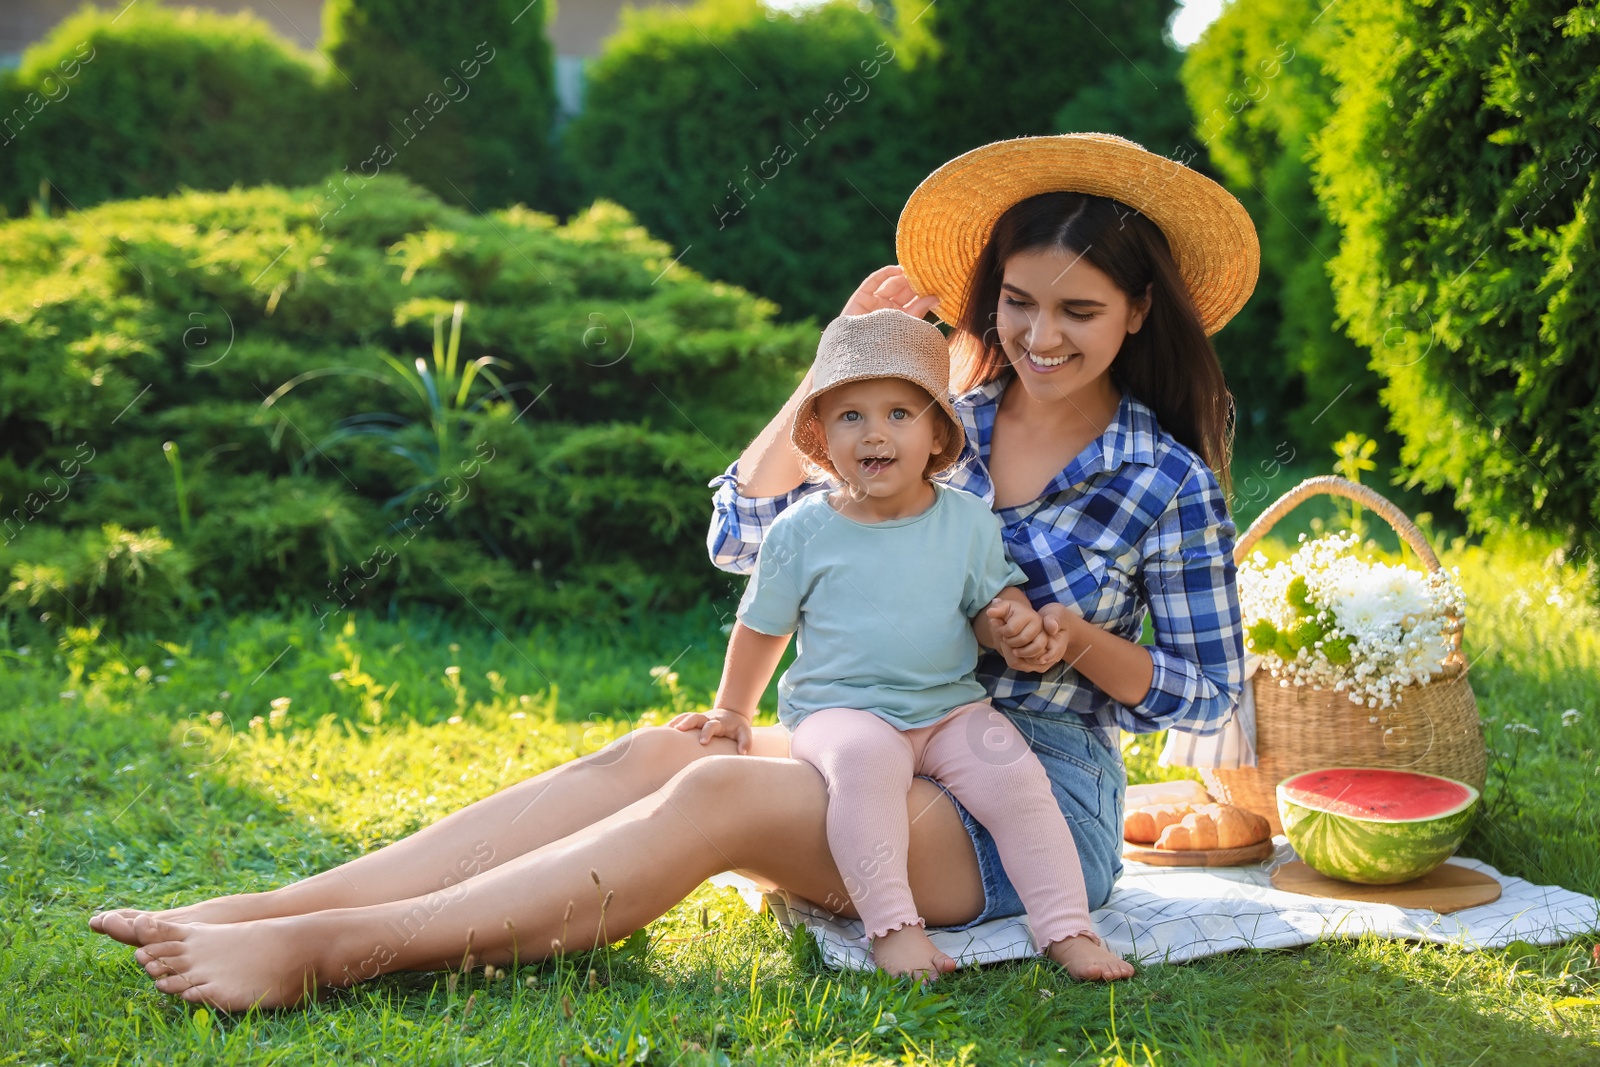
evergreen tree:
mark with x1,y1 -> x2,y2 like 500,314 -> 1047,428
1182,0 -> 1384,452
1314,0 -> 1600,557
0,6 -> 338,217
911,0 -> 1180,164
563,0 -> 927,324
322,0 -> 557,211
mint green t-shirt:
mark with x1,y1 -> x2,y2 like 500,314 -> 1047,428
737,481 -> 1028,731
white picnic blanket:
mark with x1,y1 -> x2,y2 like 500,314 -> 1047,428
711,840 -> 1600,970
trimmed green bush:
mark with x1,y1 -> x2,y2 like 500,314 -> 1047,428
321,0 -> 559,213
561,0 -> 928,325
0,5 -> 340,218
1181,0 -> 1384,451
1312,0 -> 1600,558
1,524 -> 196,632
1053,46 -> 1196,164
0,176 -> 813,633
913,0 -> 1179,162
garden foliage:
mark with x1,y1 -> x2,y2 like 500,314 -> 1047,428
912,0 -> 1182,163
0,177 -> 813,633
1053,45 -> 1198,173
321,0 -> 561,213
1181,0 -> 1383,451
0,1 -> 564,223
561,0 -> 930,326
1312,0 -> 1600,557
563,0 -> 1199,328
0,5 -> 341,218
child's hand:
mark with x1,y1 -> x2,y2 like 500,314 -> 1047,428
668,707 -> 754,755
984,596 -> 1049,662
986,598 -> 1076,673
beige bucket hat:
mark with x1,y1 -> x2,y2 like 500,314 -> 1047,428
791,308 -> 965,476
896,133 -> 1260,336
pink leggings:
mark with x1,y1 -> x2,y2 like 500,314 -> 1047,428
789,702 -> 1096,948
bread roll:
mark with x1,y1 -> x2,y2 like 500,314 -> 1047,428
1152,804 -> 1272,851
1122,803 -> 1195,844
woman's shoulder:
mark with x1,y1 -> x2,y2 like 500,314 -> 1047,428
1123,396 -> 1227,505
1095,400 -> 1232,559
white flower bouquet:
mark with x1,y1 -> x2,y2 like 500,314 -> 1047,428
1239,531 -> 1467,710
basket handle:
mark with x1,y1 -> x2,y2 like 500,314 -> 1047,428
1233,476 -> 1463,655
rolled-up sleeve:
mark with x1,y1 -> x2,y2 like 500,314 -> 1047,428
1118,467 -> 1245,735
707,460 -> 828,575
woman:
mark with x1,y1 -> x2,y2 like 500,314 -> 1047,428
88,133 -> 1254,1011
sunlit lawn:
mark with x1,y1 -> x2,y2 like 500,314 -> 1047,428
3,529 -> 1599,1065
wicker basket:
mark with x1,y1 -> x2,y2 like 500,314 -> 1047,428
1201,476 -> 1487,834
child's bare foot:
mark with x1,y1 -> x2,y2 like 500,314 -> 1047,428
90,891 -> 288,946
1045,931 -> 1134,981
128,913 -> 344,1011
870,924 -> 958,981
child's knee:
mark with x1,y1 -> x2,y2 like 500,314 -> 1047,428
791,709 -> 909,783
928,703 -> 1032,769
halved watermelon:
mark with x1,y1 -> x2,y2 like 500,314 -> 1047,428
1277,768 -> 1479,885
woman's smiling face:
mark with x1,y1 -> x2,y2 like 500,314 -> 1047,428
994,248 -> 1151,406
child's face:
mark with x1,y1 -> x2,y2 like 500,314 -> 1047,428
813,377 -> 947,500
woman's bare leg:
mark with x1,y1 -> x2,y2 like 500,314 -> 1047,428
129,754 -> 986,1010
90,725 -> 794,944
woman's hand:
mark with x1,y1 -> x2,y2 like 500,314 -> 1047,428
669,707 -> 754,755
1035,602 -> 1077,669
841,265 -> 942,319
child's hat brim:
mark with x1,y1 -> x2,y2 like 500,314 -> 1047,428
791,309 -> 966,477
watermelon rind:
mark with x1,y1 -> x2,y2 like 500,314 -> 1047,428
1276,767 -> 1479,885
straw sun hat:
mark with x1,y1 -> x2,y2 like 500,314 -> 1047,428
791,308 -> 965,477
895,133 -> 1260,336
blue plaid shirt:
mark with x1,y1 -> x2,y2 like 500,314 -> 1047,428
707,374 -> 1245,756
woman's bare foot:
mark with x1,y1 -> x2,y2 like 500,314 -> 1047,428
1045,931 -> 1135,981
127,913 -> 346,1011
90,891 -> 293,946
89,909 -> 150,946
870,924 -> 958,981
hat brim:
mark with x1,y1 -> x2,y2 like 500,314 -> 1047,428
895,134 -> 1260,336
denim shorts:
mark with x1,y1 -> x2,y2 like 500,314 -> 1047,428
921,709 -> 1125,930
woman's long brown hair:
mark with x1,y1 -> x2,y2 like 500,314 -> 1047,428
948,191 -> 1234,492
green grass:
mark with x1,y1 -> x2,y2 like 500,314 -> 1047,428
3,533 -> 1599,1065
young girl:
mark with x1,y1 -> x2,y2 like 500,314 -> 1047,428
670,308 -> 1134,982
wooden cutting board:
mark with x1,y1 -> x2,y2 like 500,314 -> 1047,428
1270,861 -> 1501,913
1122,839 -> 1275,867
